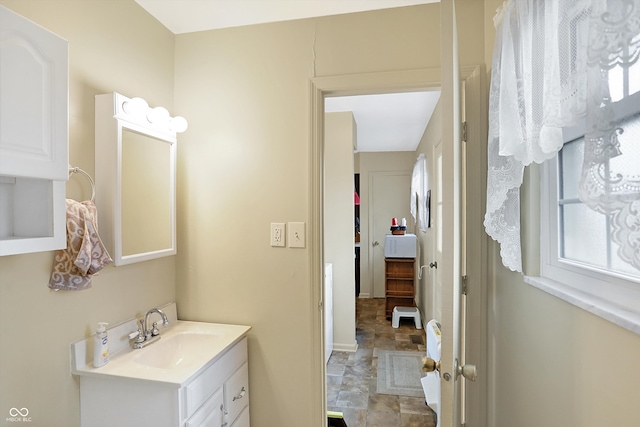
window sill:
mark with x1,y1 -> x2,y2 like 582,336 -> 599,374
524,275 -> 640,336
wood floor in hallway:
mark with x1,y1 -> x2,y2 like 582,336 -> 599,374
327,298 -> 437,427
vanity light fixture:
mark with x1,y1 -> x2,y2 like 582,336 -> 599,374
120,95 -> 188,135
169,116 -> 188,133
121,97 -> 148,115
146,106 -> 170,124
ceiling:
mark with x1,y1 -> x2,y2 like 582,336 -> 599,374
325,91 -> 440,152
135,0 -> 439,34
135,0 -> 441,152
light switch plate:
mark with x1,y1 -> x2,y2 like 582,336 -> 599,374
288,222 -> 305,248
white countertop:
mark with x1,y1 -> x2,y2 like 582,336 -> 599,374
71,313 -> 251,386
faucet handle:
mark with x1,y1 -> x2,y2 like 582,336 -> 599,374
151,322 -> 160,337
130,319 -> 145,343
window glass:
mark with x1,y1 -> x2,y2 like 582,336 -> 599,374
559,137 -> 583,200
560,202 -> 608,265
556,126 -> 640,280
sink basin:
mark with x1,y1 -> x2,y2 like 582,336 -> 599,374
133,332 -> 223,369
71,319 -> 251,385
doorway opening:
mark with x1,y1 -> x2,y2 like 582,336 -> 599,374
311,65 -> 488,427
321,85 -> 441,426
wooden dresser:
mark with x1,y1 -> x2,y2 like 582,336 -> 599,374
384,257 -> 416,318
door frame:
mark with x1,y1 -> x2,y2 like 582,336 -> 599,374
309,68 -> 441,425
308,65 -> 485,425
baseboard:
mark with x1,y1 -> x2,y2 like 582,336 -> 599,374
357,293 -> 371,298
332,342 -> 358,352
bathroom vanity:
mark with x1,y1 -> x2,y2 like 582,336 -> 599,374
71,305 -> 251,427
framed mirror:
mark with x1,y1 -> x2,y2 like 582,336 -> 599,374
95,92 -> 187,266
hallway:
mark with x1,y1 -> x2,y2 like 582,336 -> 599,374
327,298 -> 437,427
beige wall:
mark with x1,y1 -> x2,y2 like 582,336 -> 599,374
0,1 -> 176,426
172,5 -> 447,426
324,112 -> 357,352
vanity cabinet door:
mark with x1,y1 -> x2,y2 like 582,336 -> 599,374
224,363 -> 249,424
230,408 -> 250,427
186,387 -> 224,427
0,5 -> 68,180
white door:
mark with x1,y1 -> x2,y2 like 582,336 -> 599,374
369,171 -> 413,298
461,65 -> 488,427
431,1 -> 477,427
427,73 -> 483,427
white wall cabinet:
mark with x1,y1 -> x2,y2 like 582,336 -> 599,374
79,338 -> 250,427
0,5 -> 68,256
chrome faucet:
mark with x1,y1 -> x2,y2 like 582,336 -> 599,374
144,308 -> 170,339
129,308 -> 170,349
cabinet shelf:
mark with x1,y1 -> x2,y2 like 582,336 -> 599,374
384,257 -> 416,319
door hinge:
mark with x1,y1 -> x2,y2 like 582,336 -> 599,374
461,275 -> 468,295
461,121 -> 467,142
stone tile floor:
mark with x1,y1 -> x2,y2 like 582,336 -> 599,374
327,298 -> 437,427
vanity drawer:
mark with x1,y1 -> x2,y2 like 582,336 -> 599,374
225,363 -> 249,423
184,338 -> 247,418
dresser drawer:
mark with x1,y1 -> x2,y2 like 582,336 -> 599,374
225,363 -> 249,423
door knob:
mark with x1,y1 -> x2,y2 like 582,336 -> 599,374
422,357 -> 441,373
455,359 -> 477,381
423,357 -> 477,382
372,241 -> 379,247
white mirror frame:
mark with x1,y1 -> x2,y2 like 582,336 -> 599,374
95,92 -> 186,266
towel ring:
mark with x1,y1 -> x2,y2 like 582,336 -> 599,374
68,166 -> 96,202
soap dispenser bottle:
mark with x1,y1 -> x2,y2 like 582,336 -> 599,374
93,322 -> 109,368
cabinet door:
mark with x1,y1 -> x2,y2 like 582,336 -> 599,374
224,363 -> 249,424
186,387 -> 225,427
0,5 -> 68,180
230,407 -> 250,427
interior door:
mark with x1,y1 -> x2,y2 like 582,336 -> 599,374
369,171 -> 412,298
462,65 -> 488,427
436,1 -> 467,426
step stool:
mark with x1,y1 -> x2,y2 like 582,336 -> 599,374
392,306 -> 422,329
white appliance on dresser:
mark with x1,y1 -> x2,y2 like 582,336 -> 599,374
383,234 -> 417,258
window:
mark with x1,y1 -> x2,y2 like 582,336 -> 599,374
534,62 -> 640,333
488,0 -> 640,333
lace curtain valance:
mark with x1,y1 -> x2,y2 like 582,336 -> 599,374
485,0 -> 640,273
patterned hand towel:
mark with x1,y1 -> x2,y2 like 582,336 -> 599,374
49,199 -> 113,291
